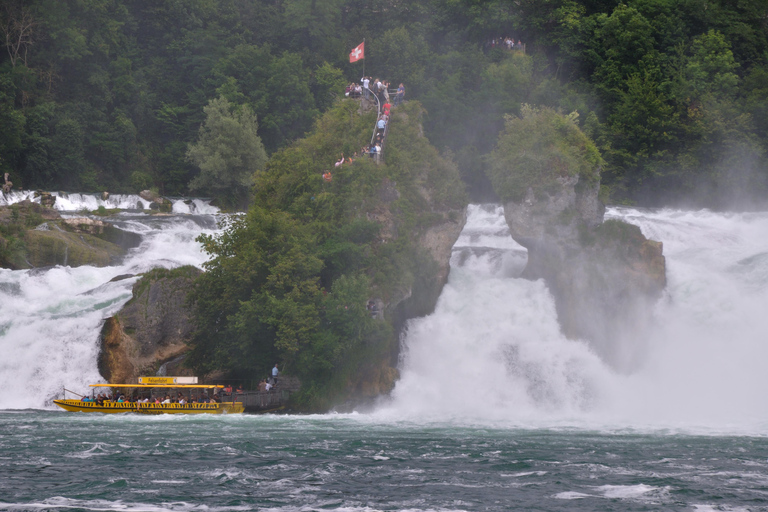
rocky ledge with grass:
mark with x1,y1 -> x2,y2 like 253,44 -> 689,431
0,200 -> 141,269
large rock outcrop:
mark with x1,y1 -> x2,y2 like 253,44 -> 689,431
503,176 -> 666,370
0,200 -> 141,269
329,102 -> 468,408
98,266 -> 201,383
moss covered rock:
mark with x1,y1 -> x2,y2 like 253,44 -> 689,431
25,228 -> 123,267
188,99 -> 468,410
490,107 -> 665,370
0,201 -> 141,269
99,266 -> 202,383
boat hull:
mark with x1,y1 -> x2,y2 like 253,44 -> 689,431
53,399 -> 244,414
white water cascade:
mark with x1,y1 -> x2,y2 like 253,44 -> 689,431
382,204 -> 768,431
3,193 -> 768,431
0,190 -> 218,214
0,193 -> 222,409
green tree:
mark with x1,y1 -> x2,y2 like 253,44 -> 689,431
311,61 -> 345,111
186,96 -> 267,208
683,29 -> 739,98
487,105 -> 604,202
0,75 -> 25,176
188,206 -> 323,376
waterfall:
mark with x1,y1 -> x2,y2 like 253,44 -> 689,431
382,204 -> 768,430
0,208 -> 222,409
0,190 -> 218,215
3,197 -> 768,430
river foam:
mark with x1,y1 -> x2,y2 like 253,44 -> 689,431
0,203 -> 221,409
379,204 -> 768,433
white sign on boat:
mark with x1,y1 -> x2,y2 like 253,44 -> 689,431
138,376 -> 199,385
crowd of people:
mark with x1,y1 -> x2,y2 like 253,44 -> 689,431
325,79 -> 403,181
488,37 -> 525,51
348,77 -> 405,110
79,365 -> 283,405
81,392 -> 222,405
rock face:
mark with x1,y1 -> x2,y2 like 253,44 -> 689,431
139,189 -> 172,212
503,176 -> 666,370
0,200 -> 141,269
340,104 -> 468,407
98,266 -> 202,383
354,177 -> 466,405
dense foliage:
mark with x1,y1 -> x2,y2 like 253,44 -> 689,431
488,105 -> 604,201
1,0 -> 767,207
187,100 -> 465,408
186,96 -> 267,209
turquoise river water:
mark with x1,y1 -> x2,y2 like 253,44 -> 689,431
1,411 -> 768,511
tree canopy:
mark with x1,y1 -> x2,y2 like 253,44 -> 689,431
186,99 -> 465,408
0,0 -> 767,206
488,106 -> 604,202
186,96 -> 267,208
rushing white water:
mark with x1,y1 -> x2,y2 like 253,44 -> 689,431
606,207 -> 768,428
0,194 -> 221,409
0,190 -> 218,214
3,195 -> 768,431
383,204 -> 768,431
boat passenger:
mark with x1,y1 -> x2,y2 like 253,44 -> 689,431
162,396 -> 171,404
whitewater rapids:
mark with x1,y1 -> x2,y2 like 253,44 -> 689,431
0,193 -> 221,409
1,196 -> 767,432
381,204 -> 768,432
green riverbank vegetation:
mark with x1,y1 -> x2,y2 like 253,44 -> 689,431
1,1 -> 767,208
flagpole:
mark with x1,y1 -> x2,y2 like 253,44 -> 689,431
362,38 -> 365,78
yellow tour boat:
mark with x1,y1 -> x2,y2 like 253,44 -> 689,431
53,376 -> 244,415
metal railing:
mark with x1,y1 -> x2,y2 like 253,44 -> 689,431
363,85 -> 394,164
230,390 -> 291,410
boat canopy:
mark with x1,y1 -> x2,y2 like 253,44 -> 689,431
88,384 -> 224,389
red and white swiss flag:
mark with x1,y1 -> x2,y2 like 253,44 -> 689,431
349,42 -> 364,63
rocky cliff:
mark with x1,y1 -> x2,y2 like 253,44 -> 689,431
0,200 -> 141,269
503,175 -> 666,370
488,107 -> 666,370
347,104 -> 467,404
98,266 -> 201,383
345,177 -> 466,408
